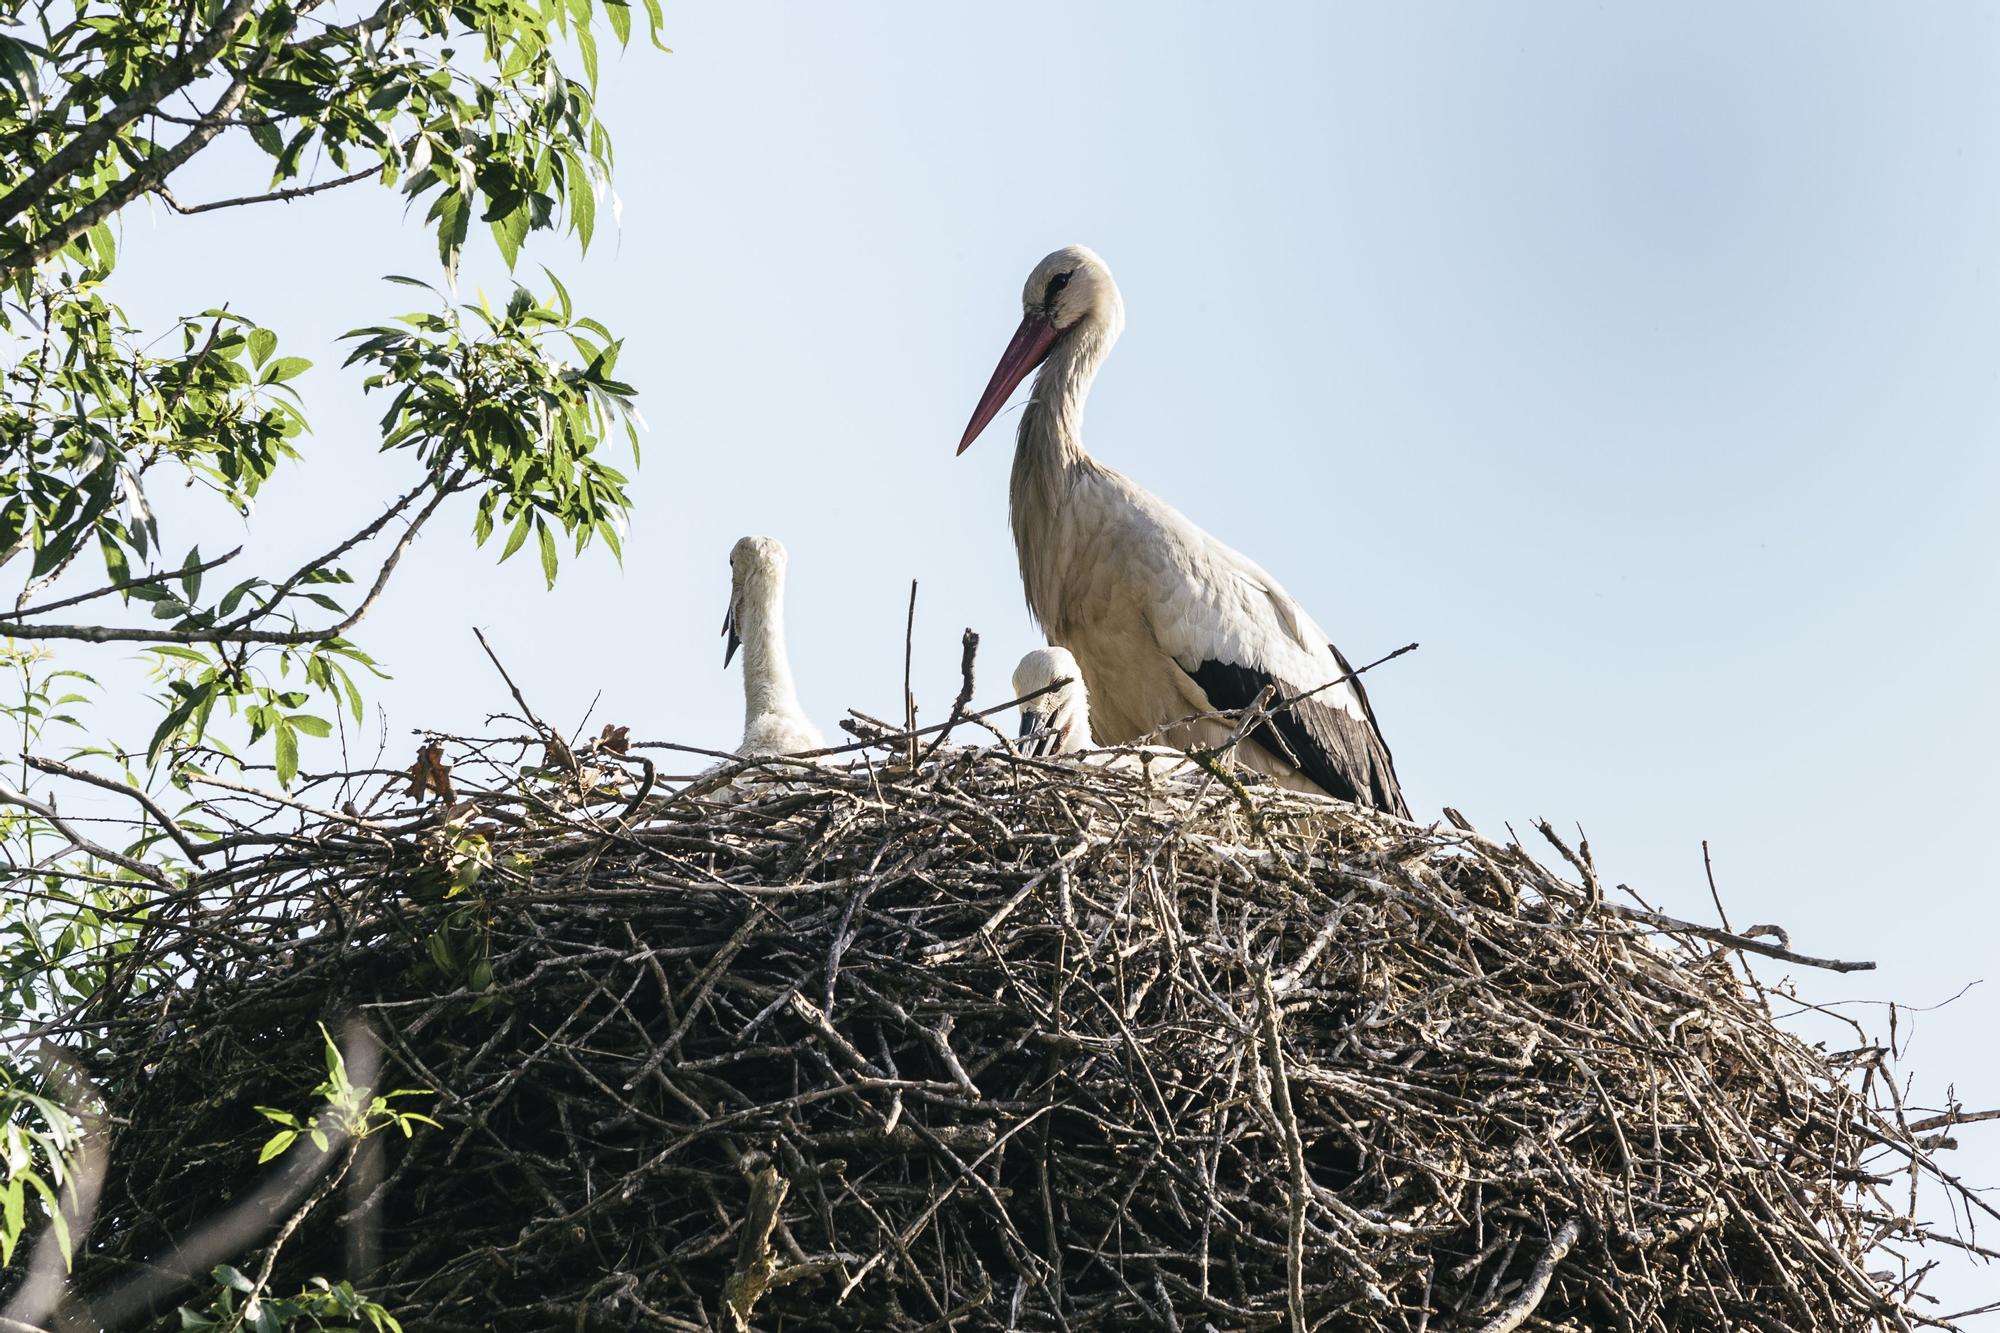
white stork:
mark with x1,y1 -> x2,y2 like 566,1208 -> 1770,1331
722,535 -> 826,759
1011,646 -> 1093,757
1013,646 -> 1196,782
959,246 -> 1408,815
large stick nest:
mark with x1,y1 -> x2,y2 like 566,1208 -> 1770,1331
51,732 -> 1985,1331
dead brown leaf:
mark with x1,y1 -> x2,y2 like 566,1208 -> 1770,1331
407,742 -> 456,803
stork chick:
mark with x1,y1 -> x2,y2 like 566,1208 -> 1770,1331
1012,646 -> 1199,783
722,536 -> 825,759
1012,646 -> 1091,757
958,246 -> 1409,815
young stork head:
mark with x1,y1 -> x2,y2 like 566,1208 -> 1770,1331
721,535 -> 787,667
1012,646 -> 1092,756
957,245 -> 1125,454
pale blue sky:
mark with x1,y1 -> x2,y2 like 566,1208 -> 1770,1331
88,2 -> 2000,1310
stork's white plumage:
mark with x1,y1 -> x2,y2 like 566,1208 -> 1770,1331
1012,646 -> 1196,781
1011,646 -> 1093,756
722,536 -> 825,759
960,247 -> 1408,815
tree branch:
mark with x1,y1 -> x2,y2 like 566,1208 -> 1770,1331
219,473 -> 449,634
20,755 -> 222,863
913,629 -> 979,768
0,779 -> 170,886
0,474 -> 463,647
0,0 -> 334,282
0,0 -> 263,229
2,546 -> 243,621
3,63 -> 262,281
1470,1218 -> 1580,1333
153,167 -> 375,216
1601,903 -> 1875,974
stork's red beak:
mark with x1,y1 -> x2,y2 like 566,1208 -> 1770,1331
957,313 -> 1062,454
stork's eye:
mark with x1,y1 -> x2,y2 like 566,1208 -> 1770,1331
1044,271 -> 1074,304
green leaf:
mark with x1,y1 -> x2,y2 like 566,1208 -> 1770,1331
0,32 -> 46,114
257,1129 -> 297,1163
499,512 -> 532,562
87,220 -> 116,272
214,1264 -> 256,1294
1,1177 -> 22,1261
595,517 -> 623,561
97,529 -> 131,590
541,266 -> 573,321
148,679 -> 217,766
333,663 -> 365,724
273,724 -> 299,786
436,190 -> 470,285
288,713 -> 331,738
180,545 -> 205,602
639,0 -> 669,48
566,152 -> 596,251
248,119 -> 283,157
21,1172 -> 69,1266
248,328 -> 277,367
491,202 -> 530,271
321,1024 -> 348,1084
261,356 -> 311,384
536,518 -> 558,589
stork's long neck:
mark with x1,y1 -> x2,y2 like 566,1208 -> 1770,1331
1010,317 -> 1116,627
1015,319 -> 1111,480
740,577 -> 804,727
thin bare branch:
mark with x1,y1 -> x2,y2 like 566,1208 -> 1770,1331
153,167 -> 374,216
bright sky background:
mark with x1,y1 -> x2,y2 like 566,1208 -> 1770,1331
72,1 -> 2000,1313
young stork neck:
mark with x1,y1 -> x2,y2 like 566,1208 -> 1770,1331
739,575 -> 805,730
1009,317 -> 1117,627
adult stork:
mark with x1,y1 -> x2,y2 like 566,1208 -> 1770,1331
722,535 -> 825,759
958,246 -> 1408,815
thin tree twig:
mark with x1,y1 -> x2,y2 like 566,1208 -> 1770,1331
913,629 -> 979,768
0,779 -> 169,885
153,168 -> 374,216
1469,1218 -> 1580,1333
2,546 -> 243,621
1602,903 -> 1876,974
0,0 -> 264,229
1,472 -> 462,646
902,580 -> 918,769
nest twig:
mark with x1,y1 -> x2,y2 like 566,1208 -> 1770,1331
23,723 -> 1991,1332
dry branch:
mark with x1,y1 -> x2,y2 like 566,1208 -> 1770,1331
13,723 -> 1985,1332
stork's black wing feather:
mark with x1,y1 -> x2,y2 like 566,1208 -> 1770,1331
1187,658 -> 1408,816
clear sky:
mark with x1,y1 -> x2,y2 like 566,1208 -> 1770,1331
85,1 -> 2000,1311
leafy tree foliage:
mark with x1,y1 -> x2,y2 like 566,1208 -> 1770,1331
0,0 -> 661,1300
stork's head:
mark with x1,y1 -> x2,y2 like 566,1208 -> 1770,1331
957,245 -> 1123,454
723,535 -> 787,667
1012,646 -> 1091,756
